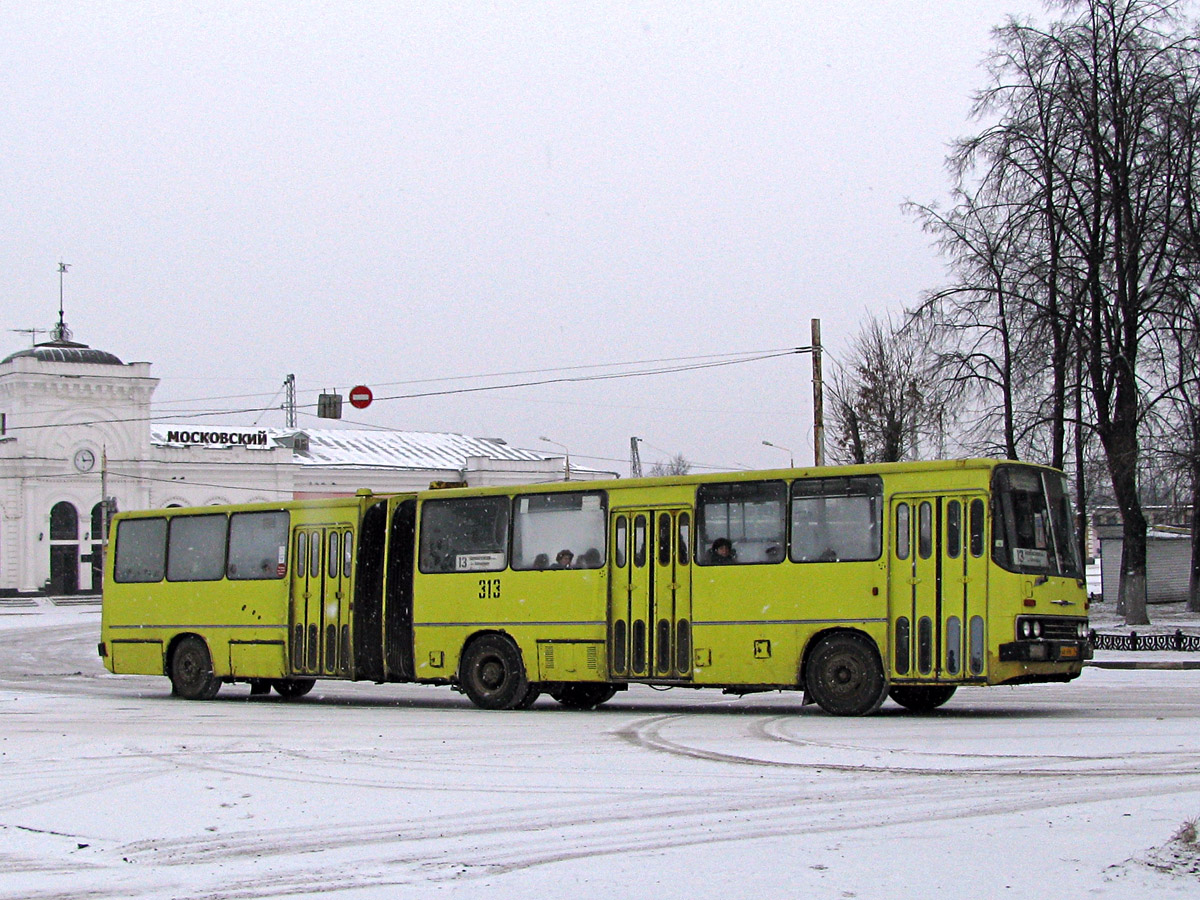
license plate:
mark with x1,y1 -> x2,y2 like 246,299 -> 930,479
1059,645 -> 1079,659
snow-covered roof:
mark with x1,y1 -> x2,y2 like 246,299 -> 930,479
151,426 -> 548,471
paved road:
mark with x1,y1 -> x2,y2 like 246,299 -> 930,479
2,608 -> 1199,899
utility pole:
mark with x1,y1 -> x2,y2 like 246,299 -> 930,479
811,318 -> 825,467
630,436 -> 643,477
99,447 -> 108,589
283,374 -> 297,428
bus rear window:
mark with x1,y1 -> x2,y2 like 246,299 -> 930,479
992,466 -> 1081,577
114,517 -> 167,583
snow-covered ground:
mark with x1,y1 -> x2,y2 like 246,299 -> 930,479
2,603 -> 1199,900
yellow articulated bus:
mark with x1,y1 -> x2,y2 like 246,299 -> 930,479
100,458 -> 1090,716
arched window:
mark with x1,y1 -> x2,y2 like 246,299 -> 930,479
50,502 -> 78,541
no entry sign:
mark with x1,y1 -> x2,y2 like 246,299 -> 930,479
349,385 -> 373,410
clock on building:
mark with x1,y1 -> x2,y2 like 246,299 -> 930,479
73,448 -> 96,473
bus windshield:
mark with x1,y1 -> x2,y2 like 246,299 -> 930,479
992,465 -> 1081,578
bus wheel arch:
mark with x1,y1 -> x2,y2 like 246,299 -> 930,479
801,629 -> 887,717
458,631 -> 533,711
168,634 -> 222,701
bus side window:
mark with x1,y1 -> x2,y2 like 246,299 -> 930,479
418,496 -> 509,573
790,476 -> 882,563
696,480 -> 786,565
310,531 -> 321,578
895,503 -> 910,560
166,514 -> 228,582
296,532 -> 307,575
678,513 -> 690,566
329,532 -> 340,579
510,491 -> 606,570
227,511 -> 288,580
114,517 -> 167,583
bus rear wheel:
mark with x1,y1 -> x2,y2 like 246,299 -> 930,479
804,633 -> 886,716
459,634 -> 530,710
170,637 -> 221,701
552,684 -> 618,710
272,678 -> 316,699
888,684 -> 957,712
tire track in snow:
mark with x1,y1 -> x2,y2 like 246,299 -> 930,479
618,713 -> 1200,778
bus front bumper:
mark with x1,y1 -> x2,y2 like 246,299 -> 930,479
998,640 -> 1092,663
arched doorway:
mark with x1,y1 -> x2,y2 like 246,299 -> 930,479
49,502 -> 79,594
89,502 -> 109,591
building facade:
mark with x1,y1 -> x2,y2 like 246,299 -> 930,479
0,332 -> 595,595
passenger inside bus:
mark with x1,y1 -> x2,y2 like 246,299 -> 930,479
553,549 -> 574,568
532,553 -> 549,569
710,538 -> 736,564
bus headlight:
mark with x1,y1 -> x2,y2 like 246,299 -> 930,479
1020,620 -> 1033,638
1032,621 -> 1043,638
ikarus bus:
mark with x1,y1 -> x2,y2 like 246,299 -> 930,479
100,458 -> 1090,715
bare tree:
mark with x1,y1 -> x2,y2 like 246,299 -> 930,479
649,453 -> 692,476
827,315 -> 944,464
915,0 -> 1200,624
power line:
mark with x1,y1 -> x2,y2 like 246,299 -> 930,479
152,346 -> 807,408
3,348 -> 804,434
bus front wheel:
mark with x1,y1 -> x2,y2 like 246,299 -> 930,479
272,678 -> 316,699
170,637 -> 221,701
459,634 -> 530,710
804,633 -> 886,716
888,684 -> 957,712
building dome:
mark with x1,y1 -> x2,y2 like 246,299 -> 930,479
2,339 -> 125,366
2,317 -> 124,367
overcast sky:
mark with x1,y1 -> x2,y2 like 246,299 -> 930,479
1,1 -> 1050,475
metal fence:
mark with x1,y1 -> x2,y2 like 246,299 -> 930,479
1089,629 -> 1200,652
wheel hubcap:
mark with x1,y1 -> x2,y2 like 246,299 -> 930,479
479,659 -> 504,690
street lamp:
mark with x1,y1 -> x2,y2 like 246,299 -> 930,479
539,436 -> 571,481
762,440 -> 794,468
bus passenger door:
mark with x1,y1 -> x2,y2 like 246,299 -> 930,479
889,495 -> 988,681
610,512 -> 649,678
651,509 -> 692,680
610,508 -> 693,682
291,525 -> 352,676
943,495 -> 989,679
322,529 -> 354,677
290,528 -> 323,675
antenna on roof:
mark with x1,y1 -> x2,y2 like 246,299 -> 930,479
52,261 -> 72,343
9,327 -> 48,347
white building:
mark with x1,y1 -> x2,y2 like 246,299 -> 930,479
0,328 -> 602,596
